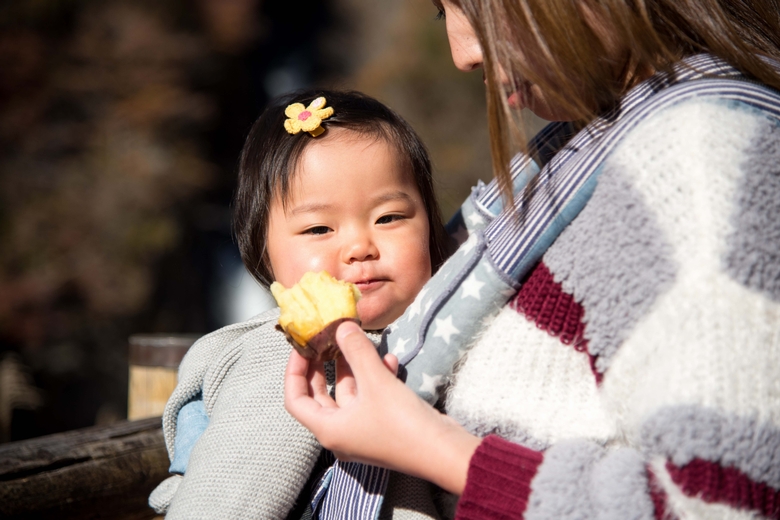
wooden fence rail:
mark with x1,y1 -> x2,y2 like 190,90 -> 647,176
0,417 -> 168,519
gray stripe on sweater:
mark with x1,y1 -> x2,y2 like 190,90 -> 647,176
524,440 -> 655,520
640,404 -> 780,489
725,117 -> 780,302
543,165 -> 677,373
591,449 -> 656,520
525,440 -> 603,520
446,408 -> 551,452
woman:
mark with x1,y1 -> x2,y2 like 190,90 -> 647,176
285,0 -> 780,518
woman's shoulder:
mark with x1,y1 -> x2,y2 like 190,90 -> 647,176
567,75 -> 780,303
605,79 -> 780,183
620,77 -> 780,152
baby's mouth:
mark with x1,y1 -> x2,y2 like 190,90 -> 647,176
353,279 -> 386,292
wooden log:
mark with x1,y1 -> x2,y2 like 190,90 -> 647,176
0,417 -> 168,519
127,334 -> 197,420
128,365 -> 178,420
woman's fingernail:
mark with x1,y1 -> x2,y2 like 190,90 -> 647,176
336,320 -> 361,341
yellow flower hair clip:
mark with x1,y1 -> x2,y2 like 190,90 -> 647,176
284,96 -> 334,137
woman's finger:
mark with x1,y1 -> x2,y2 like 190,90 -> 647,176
334,349 -> 397,403
334,321 -> 393,387
285,348 -> 311,389
284,350 -> 334,421
382,353 -> 399,376
334,352 -> 358,401
307,358 -> 338,409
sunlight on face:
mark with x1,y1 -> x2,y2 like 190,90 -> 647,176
266,128 -> 432,330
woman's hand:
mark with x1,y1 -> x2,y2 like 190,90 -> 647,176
284,320 -> 481,495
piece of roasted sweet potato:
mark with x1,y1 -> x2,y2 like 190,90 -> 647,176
270,271 -> 361,361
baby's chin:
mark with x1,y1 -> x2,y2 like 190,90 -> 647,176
357,299 -> 403,331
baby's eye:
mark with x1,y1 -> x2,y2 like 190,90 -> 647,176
304,226 -> 331,235
376,214 -> 405,225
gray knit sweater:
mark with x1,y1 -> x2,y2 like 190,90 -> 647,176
150,308 -> 441,519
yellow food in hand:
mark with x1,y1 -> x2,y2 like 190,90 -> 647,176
270,271 -> 361,360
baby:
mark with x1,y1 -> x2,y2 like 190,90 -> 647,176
150,88 -> 449,519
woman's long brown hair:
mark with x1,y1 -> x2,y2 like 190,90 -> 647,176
450,0 -> 780,204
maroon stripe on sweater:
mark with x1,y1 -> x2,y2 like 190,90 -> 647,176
456,435 -> 543,520
509,262 -> 601,383
667,459 -> 780,518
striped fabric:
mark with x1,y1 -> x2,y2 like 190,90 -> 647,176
313,461 -> 389,520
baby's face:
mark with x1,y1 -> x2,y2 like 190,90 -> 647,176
266,128 -> 432,330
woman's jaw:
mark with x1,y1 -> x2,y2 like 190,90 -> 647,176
506,80 -> 530,110
501,77 -> 574,122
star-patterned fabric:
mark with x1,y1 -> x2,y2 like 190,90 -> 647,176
384,232 -> 516,403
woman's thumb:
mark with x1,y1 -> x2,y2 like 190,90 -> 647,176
335,320 -> 382,376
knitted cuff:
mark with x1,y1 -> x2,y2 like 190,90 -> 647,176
456,435 -> 544,520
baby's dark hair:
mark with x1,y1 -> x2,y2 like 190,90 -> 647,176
233,88 -> 449,287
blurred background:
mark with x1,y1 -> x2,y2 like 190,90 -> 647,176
0,0 -> 496,442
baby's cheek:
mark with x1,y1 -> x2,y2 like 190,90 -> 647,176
298,257 -> 330,279
275,258 -> 328,288
305,262 -> 323,275
356,296 -> 388,330
356,298 -> 373,321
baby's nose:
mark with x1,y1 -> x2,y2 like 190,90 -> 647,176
344,233 -> 378,263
